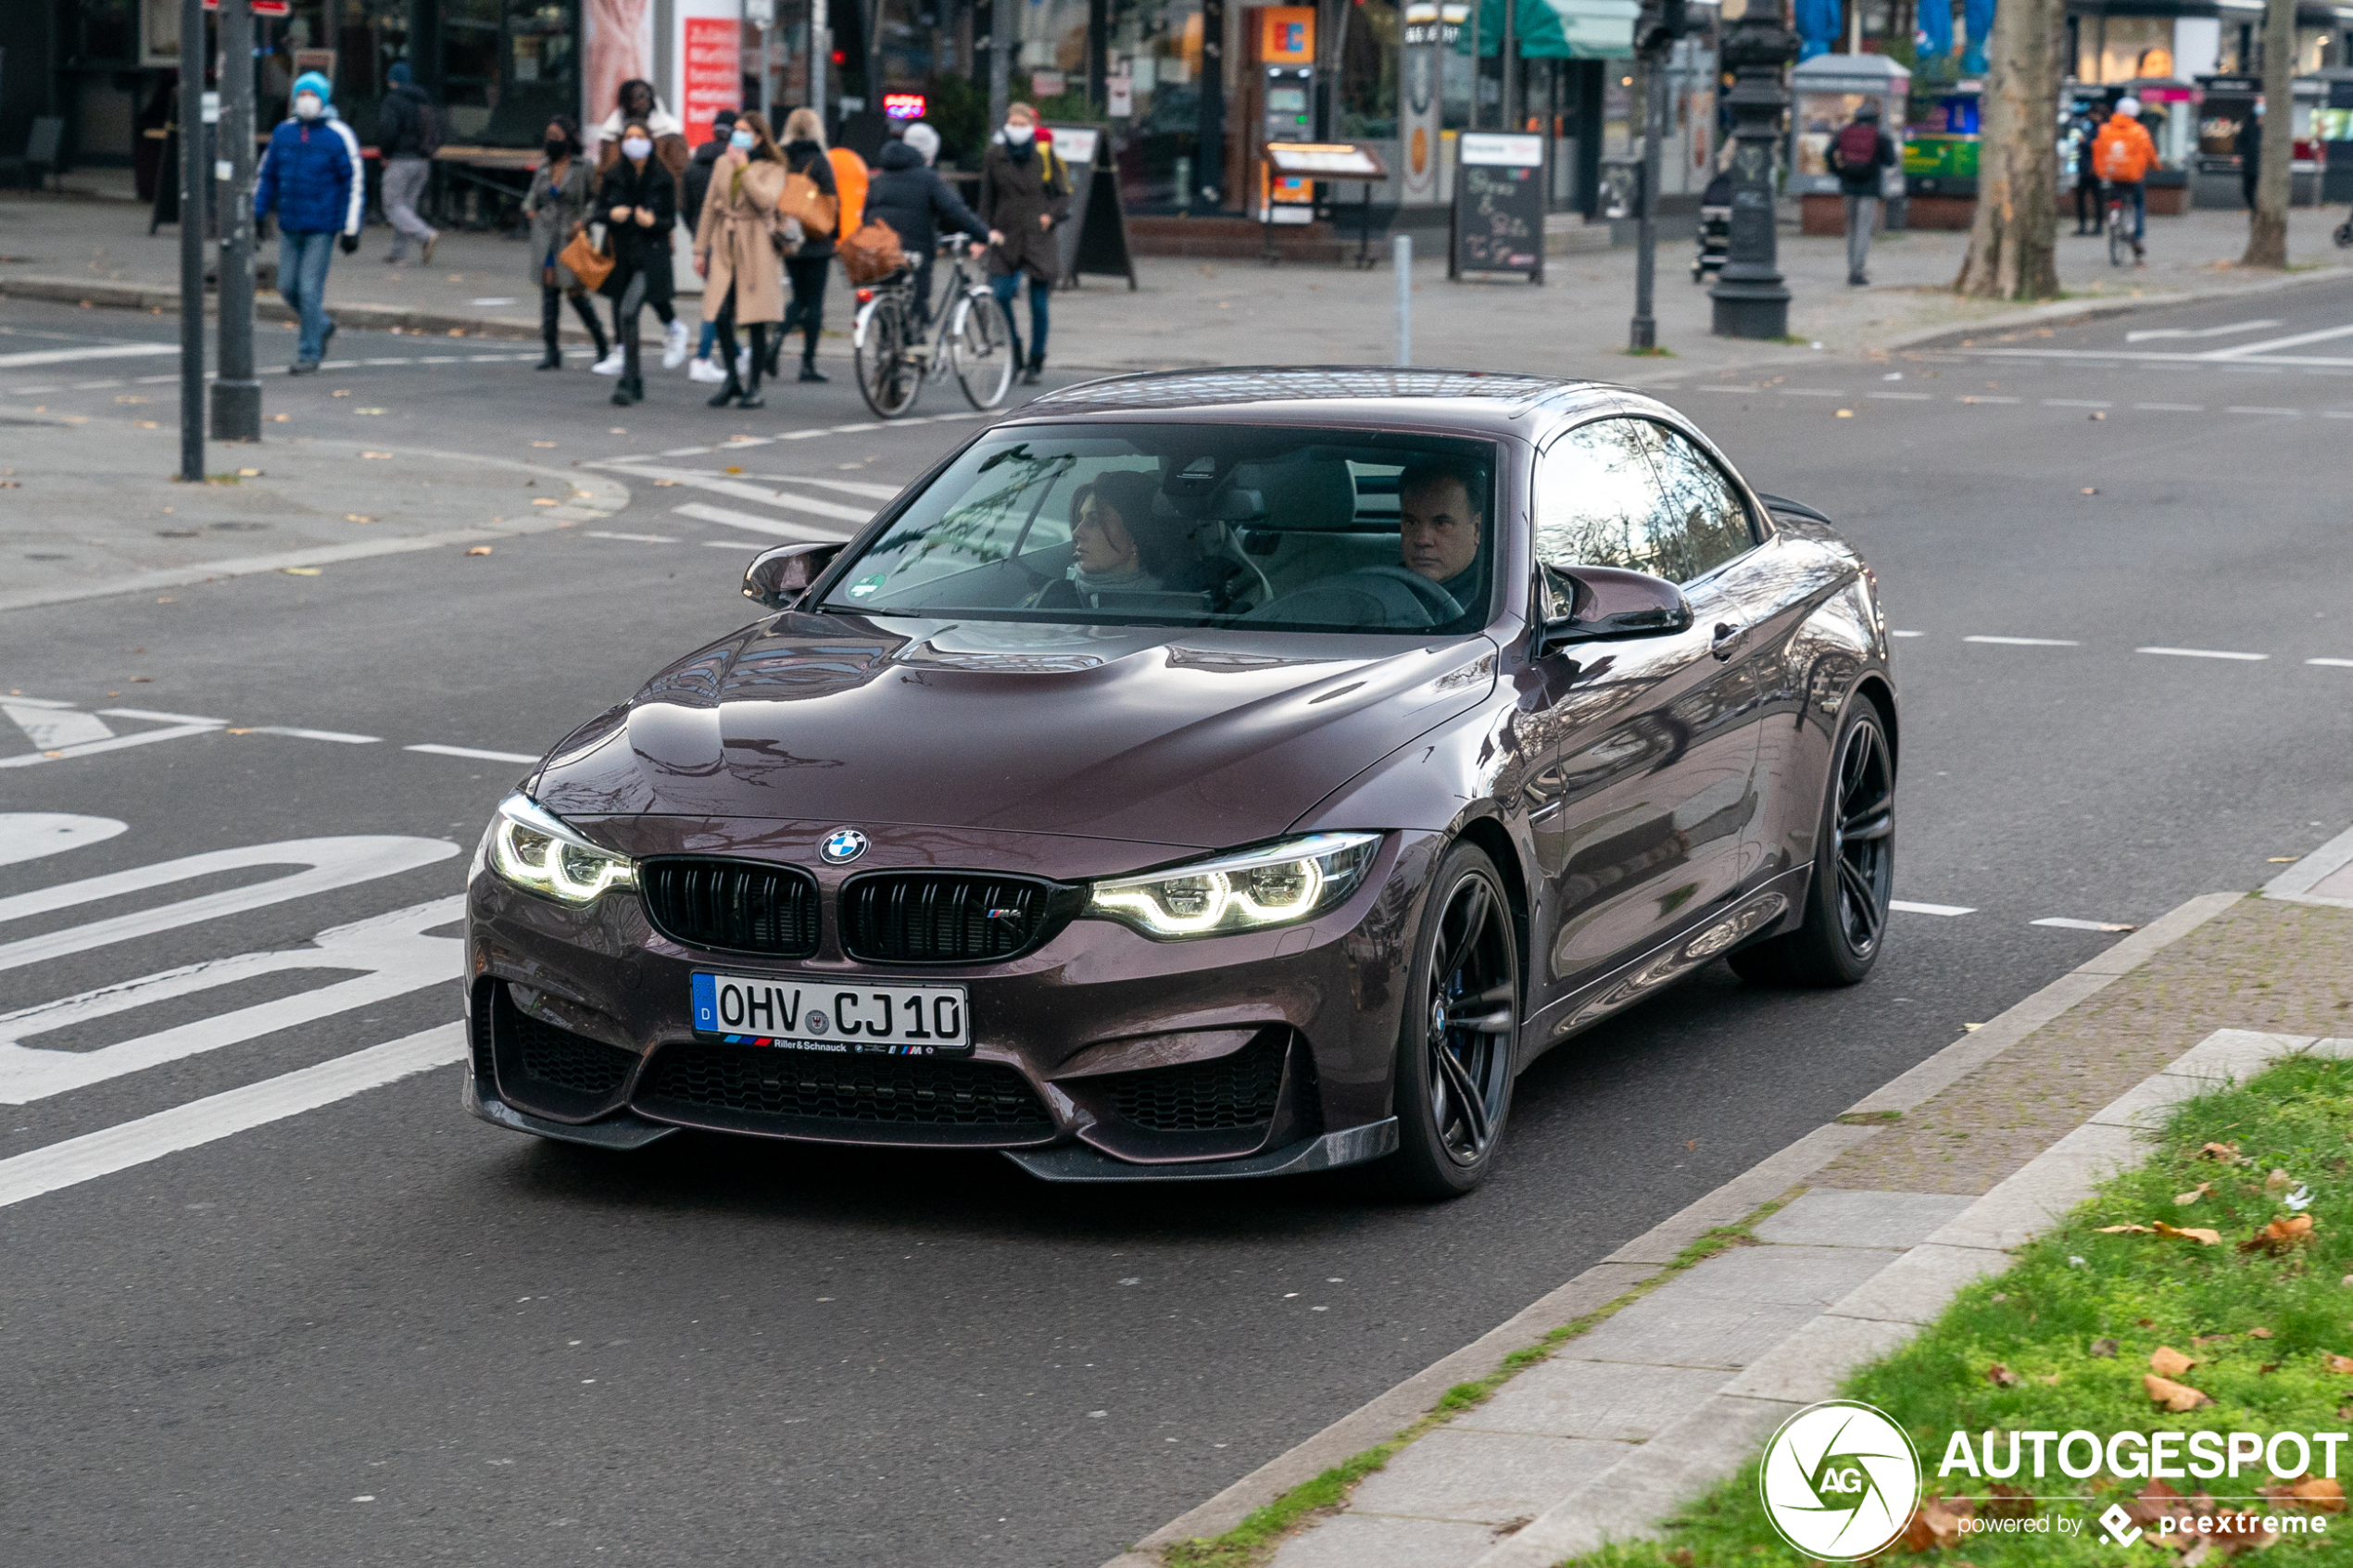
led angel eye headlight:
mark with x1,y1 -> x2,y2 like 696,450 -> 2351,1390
487,793 -> 636,906
1086,834 -> 1380,940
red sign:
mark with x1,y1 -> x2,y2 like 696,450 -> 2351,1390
883,92 -> 927,120
680,16 -> 741,149
204,1 -> 295,13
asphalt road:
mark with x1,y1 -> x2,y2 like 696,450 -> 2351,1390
5,276 -> 2352,1568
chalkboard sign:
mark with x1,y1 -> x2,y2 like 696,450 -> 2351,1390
1450,132 -> 1544,283
1046,124 -> 1138,291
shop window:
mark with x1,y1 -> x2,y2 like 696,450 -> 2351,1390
1105,0 -> 1205,209
1338,0 -> 1400,140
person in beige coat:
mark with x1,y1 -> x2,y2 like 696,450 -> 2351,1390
692,109 -> 787,408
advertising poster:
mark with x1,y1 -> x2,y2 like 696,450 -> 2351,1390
679,9 -> 741,149
584,0 -> 654,128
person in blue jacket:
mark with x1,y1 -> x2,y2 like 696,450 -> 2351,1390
254,70 -> 365,373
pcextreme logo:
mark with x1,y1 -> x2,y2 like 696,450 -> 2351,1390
1758,1400 -> 1924,1560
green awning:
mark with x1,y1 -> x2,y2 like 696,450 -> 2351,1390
1463,0 -> 1640,57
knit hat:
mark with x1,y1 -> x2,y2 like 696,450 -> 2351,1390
293,70 -> 333,105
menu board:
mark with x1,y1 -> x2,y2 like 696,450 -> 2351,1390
1451,133 -> 1544,280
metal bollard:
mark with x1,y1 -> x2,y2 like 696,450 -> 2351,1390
1393,233 -> 1412,367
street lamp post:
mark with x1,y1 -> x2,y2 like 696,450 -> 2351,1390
176,0 -> 206,482
1628,41 -> 1667,350
1709,10 -> 1796,340
213,0 -> 261,443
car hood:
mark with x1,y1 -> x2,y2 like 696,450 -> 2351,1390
532,614 -> 1497,848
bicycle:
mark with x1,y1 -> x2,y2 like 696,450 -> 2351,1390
2105,185 -> 2131,267
850,233 -> 1016,420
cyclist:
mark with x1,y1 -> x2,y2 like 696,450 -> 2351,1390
867,122 -> 1000,331
2094,95 -> 2158,264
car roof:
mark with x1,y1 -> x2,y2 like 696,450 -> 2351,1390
1004,366 -> 1624,439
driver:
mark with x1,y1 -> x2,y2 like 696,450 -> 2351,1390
1398,458 -> 1486,616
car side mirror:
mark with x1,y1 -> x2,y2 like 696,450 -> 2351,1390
743,542 -> 845,609
1541,565 -> 1694,648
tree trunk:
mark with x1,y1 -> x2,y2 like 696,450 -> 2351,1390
2244,0 -> 2295,267
1955,0 -> 2061,297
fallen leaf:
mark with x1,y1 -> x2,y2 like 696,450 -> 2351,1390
237,468 -> 260,478
1986,1362 -> 2020,1386
332,389 -> 351,397
466,546 -> 494,558
2038,1373 -> 2060,1386
531,440 -> 557,448
2156,1221 -> 2222,1246
2242,1215 -> 2316,1255
345,514 -> 377,523
2145,1374 -> 2213,1411
271,412 -> 290,422
1835,408 -> 1855,418
2201,1142 -> 2245,1163
281,566 -> 322,577
41,749 -> 63,759
2098,1223 -> 2154,1235
2082,486 -> 2099,495
2262,1477 -> 2348,1513
225,728 -> 255,735
2177,1182 -> 2215,1206
131,675 -> 150,683
2269,856 -> 2300,863
1895,1498 -> 1972,1550
724,465 -> 744,474
2090,410 -> 2107,420
2089,1337 -> 2120,1358
531,497 -> 560,506
2324,1352 -> 2353,1374
654,478 -> 677,486
2152,1346 -> 2197,1378
2268,1169 -> 2294,1193
2248,1327 -> 2273,1339
361,451 -> 393,459
134,420 -> 158,428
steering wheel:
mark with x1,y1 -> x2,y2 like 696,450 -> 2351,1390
1340,564 -> 1463,624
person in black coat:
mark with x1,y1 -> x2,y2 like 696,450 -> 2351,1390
866,124 -> 1000,326
770,107 -> 841,383
596,121 -> 679,406
2236,105 -> 2263,210
681,107 -> 737,381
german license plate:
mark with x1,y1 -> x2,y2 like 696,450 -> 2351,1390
690,972 -> 971,1056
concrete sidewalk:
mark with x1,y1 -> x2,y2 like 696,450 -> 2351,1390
1114,830 -> 2353,1568
7,189 -> 2351,386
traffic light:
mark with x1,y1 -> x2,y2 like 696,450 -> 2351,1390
1637,0 -> 1688,51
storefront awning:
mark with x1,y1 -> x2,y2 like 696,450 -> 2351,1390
1464,0 -> 1642,58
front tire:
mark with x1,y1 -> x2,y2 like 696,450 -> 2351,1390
1730,696 -> 1894,987
1379,842 -> 1520,1199
950,291 -> 1015,409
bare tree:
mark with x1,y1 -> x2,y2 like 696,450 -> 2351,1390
1955,0 -> 2062,297
2243,0 -> 2295,267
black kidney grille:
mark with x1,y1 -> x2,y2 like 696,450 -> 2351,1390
646,1042 -> 1051,1127
1107,1033 -> 1289,1133
511,1007 -> 637,1098
641,859 -> 820,957
840,873 -> 1064,964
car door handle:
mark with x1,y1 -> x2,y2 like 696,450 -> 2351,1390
1709,621 -> 1748,660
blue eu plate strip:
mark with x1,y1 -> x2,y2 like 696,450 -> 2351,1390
690,972 -> 718,1033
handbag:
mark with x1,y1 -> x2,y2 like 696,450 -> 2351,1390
837,220 -> 907,284
778,171 -> 839,240
558,227 -> 614,292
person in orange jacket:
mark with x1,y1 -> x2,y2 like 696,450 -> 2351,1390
2093,96 -> 2158,261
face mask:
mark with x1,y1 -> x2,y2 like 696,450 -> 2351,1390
622,136 -> 653,161
545,137 -> 569,158
730,130 -> 755,152
294,94 -> 322,120
1005,123 -> 1034,144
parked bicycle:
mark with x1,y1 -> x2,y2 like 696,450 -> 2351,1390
850,234 -> 1015,419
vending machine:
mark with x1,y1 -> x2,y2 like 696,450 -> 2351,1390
1249,6 -> 1318,221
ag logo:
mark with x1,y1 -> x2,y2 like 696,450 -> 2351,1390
1757,1400 -> 1921,1561
820,827 -> 869,864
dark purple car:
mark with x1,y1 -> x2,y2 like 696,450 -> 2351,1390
464,369 -> 1897,1196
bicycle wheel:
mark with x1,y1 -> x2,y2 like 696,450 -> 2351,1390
949,290 -> 1015,410
2108,211 -> 2127,267
854,298 -> 923,420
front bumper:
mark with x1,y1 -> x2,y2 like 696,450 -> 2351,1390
462,823 -> 1443,1180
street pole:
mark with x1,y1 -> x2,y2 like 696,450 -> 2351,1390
1709,10 -> 1795,338
1628,43 -> 1665,350
811,0 -> 829,126
1393,232 -> 1412,365
1501,0 -> 1516,132
177,0 -> 206,482
213,0 -> 260,442
988,0 -> 1010,132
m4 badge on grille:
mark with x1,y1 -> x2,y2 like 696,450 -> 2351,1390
985,907 -> 1025,923
820,827 -> 870,864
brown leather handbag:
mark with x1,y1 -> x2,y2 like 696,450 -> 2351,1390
777,171 -> 839,240
557,227 -> 613,292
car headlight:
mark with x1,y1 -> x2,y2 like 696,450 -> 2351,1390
487,793 -> 636,905
1085,834 -> 1381,939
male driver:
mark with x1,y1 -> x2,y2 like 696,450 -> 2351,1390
2094,96 -> 2158,263
254,70 -> 364,373
1398,458 -> 1486,617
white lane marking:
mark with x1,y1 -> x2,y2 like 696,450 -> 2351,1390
1780,387 -> 1843,396
1891,900 -> 1975,916
0,696 -> 77,709
719,436 -> 775,449
2041,398 -> 2113,408
0,835 -> 457,975
3,703 -> 112,750
2134,402 -> 2205,411
601,464 -> 875,522
0,897 -> 462,1102
2125,319 -> 2279,343
1963,635 -> 2080,646
671,502 -> 847,541
2329,411 -> 2353,420
405,743 -> 539,763
1868,391 -> 1933,400
585,531 -> 681,544
660,445 -> 710,456
730,473 -> 903,500
2224,406 -> 2300,416
2309,658 -> 2353,668
1890,630 -> 1926,637
702,538 -> 769,549
1979,348 -> 2353,368
830,421 -> 884,433
249,725 -> 381,744
1693,385 -> 1749,394
2136,646 -> 2269,661
0,722 -> 222,770
2207,321 -> 2353,359
0,815 -> 126,868
0,1023 -> 463,1210
72,379 -> 126,390
96,707 -> 228,724
6,384 -> 61,395
1957,395 -> 2020,405
2032,916 -> 2136,932
0,343 -> 180,370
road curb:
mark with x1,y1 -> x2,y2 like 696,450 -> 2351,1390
0,436 -> 629,614
2262,820 -> 2353,908
1881,261 -> 2353,353
1099,886 -> 2246,1568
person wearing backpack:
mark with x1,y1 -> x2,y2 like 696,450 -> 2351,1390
1825,101 -> 1896,287
377,61 -> 441,264
2094,96 -> 2158,262
980,103 -> 1070,385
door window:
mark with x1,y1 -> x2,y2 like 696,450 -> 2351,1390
1535,419 -> 1756,587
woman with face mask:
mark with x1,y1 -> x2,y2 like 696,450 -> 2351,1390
692,111 -> 787,408
587,80 -> 692,373
594,120 -> 679,405
978,102 -> 1069,386
522,117 -> 609,371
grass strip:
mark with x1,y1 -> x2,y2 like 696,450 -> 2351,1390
1566,1051 -> 2353,1566
1159,1201 -> 1788,1568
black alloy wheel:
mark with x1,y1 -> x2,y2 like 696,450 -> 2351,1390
1382,842 -> 1519,1198
1730,699 -> 1894,987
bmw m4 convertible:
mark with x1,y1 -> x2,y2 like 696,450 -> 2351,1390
465,369 -> 1897,1196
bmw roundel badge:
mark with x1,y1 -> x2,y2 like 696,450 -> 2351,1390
821,827 -> 870,865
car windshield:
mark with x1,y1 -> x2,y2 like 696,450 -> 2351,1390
817,424 -> 1498,633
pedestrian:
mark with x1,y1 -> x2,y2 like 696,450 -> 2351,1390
2236,100 -> 2263,211
867,121 -> 998,327
587,79 -> 692,373
773,107 -> 841,385
1824,99 -> 1895,287
522,115 -> 608,371
978,102 -> 1068,384
682,107 -> 739,385
595,119 -> 678,406
2070,108 -> 2104,234
377,60 -> 441,264
253,70 -> 364,375
694,110 -> 787,409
